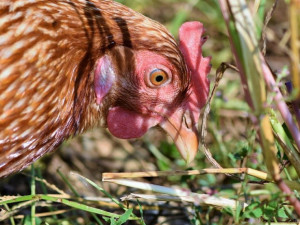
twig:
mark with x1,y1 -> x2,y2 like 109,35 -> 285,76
121,193 -> 246,210
262,0 -> 278,55
12,209 -> 71,220
104,179 -> 248,210
21,172 -> 68,196
199,62 -> 238,169
103,168 -> 270,181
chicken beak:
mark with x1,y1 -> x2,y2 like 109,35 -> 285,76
159,110 -> 199,164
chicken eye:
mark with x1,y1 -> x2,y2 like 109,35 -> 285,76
149,69 -> 169,86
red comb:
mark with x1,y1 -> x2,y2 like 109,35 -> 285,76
179,22 -> 211,122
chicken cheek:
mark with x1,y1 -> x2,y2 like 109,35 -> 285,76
107,107 -> 161,139
94,55 -> 116,104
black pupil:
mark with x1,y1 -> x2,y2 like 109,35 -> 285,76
155,75 -> 164,82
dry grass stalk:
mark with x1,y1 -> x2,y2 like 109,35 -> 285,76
103,168 -> 270,180
104,179 -> 247,210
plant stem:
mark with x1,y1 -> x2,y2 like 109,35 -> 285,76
31,165 -> 36,225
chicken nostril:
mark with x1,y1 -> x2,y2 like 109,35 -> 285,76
201,35 -> 209,44
183,111 -> 193,130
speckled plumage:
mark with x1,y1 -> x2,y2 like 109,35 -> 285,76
0,0 -> 190,177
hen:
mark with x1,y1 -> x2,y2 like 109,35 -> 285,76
0,0 -> 211,177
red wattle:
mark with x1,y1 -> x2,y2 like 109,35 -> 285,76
107,107 -> 160,139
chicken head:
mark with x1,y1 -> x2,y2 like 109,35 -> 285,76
95,22 -> 211,164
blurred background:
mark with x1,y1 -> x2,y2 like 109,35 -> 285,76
1,0 -> 296,224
